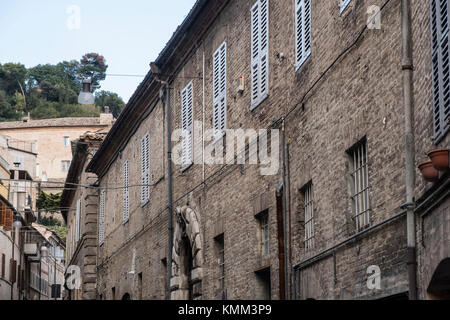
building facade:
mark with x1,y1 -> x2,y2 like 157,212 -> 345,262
85,0 -> 448,300
0,114 -> 114,186
61,132 -> 108,300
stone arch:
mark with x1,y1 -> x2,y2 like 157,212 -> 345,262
170,206 -> 203,300
121,293 -> 131,300
427,258 -> 450,300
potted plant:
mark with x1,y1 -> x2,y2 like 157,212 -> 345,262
427,148 -> 449,171
418,161 -> 439,183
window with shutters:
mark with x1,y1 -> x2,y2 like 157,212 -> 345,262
123,160 -> 130,224
213,42 -> 227,140
295,0 -> 311,70
431,0 -> 449,142
141,133 -> 150,205
339,0 -> 351,14
99,189 -> 105,246
75,199 -> 81,243
347,139 -> 371,231
251,0 -> 269,110
181,82 -> 194,169
301,182 -> 314,250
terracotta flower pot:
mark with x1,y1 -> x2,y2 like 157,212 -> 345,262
427,148 -> 449,171
418,161 -> 439,183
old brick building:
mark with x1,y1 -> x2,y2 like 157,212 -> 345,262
83,0 -> 448,300
61,131 -> 108,300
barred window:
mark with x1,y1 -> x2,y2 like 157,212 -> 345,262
302,182 -> 314,250
348,139 -> 370,231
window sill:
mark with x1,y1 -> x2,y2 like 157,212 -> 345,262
182,162 -> 193,173
141,199 -> 150,208
339,0 -> 351,15
250,94 -> 269,112
295,53 -> 311,73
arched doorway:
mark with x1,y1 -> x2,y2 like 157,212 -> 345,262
122,293 -> 131,300
170,206 -> 203,300
427,258 -> 450,300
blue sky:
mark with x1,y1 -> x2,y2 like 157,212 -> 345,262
0,0 -> 197,102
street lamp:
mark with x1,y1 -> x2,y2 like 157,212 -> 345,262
13,213 -> 22,230
77,77 -> 95,105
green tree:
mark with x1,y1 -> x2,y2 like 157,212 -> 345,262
0,90 -> 19,121
13,91 -> 26,114
0,63 -> 27,96
95,90 -> 125,118
77,53 -> 108,91
37,191 -> 62,211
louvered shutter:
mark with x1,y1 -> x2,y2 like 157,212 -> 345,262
0,203 -> 5,227
4,209 -> 13,231
123,160 -> 129,224
213,42 -> 227,140
141,133 -> 150,204
431,0 -> 449,141
295,0 -> 311,70
181,82 -> 194,169
75,199 -> 81,242
251,0 -> 270,110
99,189 -> 105,245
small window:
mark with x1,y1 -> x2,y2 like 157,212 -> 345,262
295,0 -> 311,70
301,182 -> 314,250
347,139 -> 370,231
141,133 -> 150,205
255,267 -> 271,300
181,83 -> 194,169
63,136 -> 70,147
99,189 -> 105,245
61,161 -> 71,172
250,0 -> 269,109
430,0 -> 449,142
215,234 -> 225,291
123,160 -> 130,224
213,42 -> 227,140
257,211 -> 269,256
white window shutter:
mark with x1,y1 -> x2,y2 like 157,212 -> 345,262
213,42 -> 227,139
181,82 -> 194,169
251,1 -> 261,108
251,0 -> 270,110
431,0 -> 449,141
99,190 -> 105,245
259,0 -> 269,100
295,0 -> 311,70
123,160 -> 129,224
141,133 -> 150,205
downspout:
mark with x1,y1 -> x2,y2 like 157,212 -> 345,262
401,0 -> 417,300
281,119 -> 289,299
165,84 -> 174,300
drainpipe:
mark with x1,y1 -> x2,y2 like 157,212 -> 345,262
401,0 -> 417,300
165,84 -> 174,300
